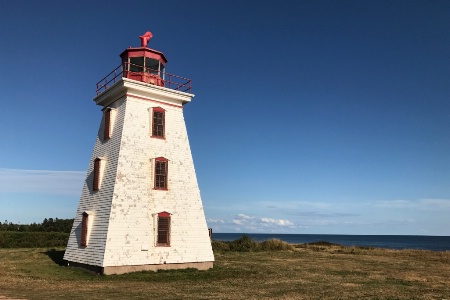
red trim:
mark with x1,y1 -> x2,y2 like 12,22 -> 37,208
153,107 -> 165,113
127,94 -> 183,108
96,93 -> 183,109
158,211 -> 171,217
120,47 -> 168,64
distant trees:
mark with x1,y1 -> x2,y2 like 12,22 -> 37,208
0,218 -> 73,233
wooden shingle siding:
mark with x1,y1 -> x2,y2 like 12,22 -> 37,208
64,96 -> 126,267
64,79 -> 214,271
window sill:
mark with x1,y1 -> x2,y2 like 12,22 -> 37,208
151,135 -> 166,140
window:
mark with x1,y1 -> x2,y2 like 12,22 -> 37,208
93,158 -> 101,191
154,157 -> 168,190
152,107 -> 165,138
103,108 -> 111,140
129,57 -> 144,72
157,212 -> 171,246
80,212 -> 88,247
92,157 -> 105,191
145,57 -> 160,75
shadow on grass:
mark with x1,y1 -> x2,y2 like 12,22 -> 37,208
44,249 -> 66,266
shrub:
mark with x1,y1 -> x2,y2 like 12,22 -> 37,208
0,231 -> 69,248
211,240 -> 230,252
228,234 -> 260,252
260,238 -> 295,251
0,218 -> 74,233
212,235 -> 295,253
295,241 -> 341,251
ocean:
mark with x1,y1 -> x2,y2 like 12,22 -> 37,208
212,233 -> 450,251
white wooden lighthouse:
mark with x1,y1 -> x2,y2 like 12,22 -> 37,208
64,32 -> 214,275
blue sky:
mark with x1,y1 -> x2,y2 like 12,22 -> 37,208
1,0 -> 449,235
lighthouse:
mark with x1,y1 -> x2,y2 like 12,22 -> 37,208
64,32 -> 214,275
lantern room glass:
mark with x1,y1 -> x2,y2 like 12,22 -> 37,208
128,57 -> 165,79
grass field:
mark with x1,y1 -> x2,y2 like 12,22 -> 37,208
0,243 -> 449,299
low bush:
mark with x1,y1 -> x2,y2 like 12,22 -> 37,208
228,234 -> 260,252
211,240 -> 230,252
212,235 -> 294,252
260,238 -> 295,251
0,231 -> 69,248
295,241 -> 341,250
0,218 -> 73,233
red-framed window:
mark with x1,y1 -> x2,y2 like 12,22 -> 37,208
152,107 -> 165,138
93,158 -> 101,191
103,108 -> 111,140
80,212 -> 88,247
157,212 -> 171,246
154,157 -> 168,190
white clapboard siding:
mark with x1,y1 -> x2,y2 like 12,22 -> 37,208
64,78 -> 214,270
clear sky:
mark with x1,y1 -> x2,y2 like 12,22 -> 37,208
1,0 -> 449,235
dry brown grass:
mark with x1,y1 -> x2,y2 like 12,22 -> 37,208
0,245 -> 449,299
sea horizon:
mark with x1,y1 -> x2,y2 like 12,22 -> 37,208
213,232 -> 450,237
212,233 -> 450,252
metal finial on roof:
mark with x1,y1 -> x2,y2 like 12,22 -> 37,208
139,31 -> 153,47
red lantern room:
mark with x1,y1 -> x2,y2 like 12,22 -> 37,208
96,31 -> 192,95
120,31 -> 167,86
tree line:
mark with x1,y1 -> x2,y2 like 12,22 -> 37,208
0,218 -> 74,233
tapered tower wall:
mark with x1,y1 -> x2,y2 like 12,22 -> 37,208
64,96 -> 126,267
64,78 -> 214,273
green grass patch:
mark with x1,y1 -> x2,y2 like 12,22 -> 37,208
0,243 -> 449,299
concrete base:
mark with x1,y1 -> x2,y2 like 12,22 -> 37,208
67,261 -> 213,275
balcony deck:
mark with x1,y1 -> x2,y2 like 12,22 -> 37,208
96,63 -> 192,95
